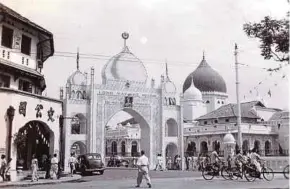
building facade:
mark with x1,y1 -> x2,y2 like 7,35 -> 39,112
184,101 -> 289,158
62,33 -> 183,171
105,118 -> 141,157
0,3 -> 62,181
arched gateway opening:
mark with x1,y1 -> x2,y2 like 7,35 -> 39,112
15,121 -> 54,170
70,141 -> 86,156
105,108 -> 150,159
166,143 -> 178,160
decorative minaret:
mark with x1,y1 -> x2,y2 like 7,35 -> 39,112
90,67 -> 95,152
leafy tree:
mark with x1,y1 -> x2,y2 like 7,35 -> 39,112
243,16 -> 289,63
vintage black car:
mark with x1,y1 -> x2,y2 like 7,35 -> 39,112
76,153 -> 105,175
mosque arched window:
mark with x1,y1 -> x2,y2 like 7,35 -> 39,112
206,100 -> 210,104
76,91 -> 83,99
217,101 -> 220,104
83,91 -> 86,99
71,90 -> 75,99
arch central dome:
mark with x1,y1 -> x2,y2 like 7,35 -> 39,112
102,33 -> 148,83
183,55 -> 227,93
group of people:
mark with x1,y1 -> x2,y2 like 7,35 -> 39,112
30,153 -> 59,182
154,154 -> 182,171
0,155 -> 12,182
202,147 -> 263,178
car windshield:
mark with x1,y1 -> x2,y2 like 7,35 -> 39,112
87,154 -> 101,160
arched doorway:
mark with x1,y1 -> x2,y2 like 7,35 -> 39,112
105,108 -> 150,159
212,140 -> 221,154
165,143 -> 178,160
254,140 -> 261,154
200,141 -> 208,155
165,119 -> 178,137
131,141 -> 138,156
70,141 -> 86,157
16,121 -> 54,170
242,140 -> 249,152
121,141 -> 126,156
111,141 -> 117,155
71,114 -> 86,134
186,141 -> 196,156
265,141 -> 271,156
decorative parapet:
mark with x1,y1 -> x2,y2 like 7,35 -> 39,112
184,123 -> 278,136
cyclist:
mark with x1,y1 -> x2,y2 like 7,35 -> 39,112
210,148 -> 221,174
250,148 -> 262,179
234,149 -> 244,176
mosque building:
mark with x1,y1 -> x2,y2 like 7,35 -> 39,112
63,31 -> 289,171
63,32 -> 183,171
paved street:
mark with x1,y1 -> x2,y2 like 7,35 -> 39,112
10,170 -> 289,189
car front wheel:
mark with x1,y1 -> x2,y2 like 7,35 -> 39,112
99,170 -> 104,175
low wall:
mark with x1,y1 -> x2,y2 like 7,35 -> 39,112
264,156 -> 289,171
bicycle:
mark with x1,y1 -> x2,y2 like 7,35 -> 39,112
241,160 -> 273,182
283,165 -> 289,179
202,160 -> 226,180
222,159 -> 274,182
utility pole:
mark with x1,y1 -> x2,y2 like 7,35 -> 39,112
235,44 -> 242,149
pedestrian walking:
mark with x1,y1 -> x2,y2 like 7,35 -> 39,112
176,155 -> 181,170
166,157 -> 172,170
136,150 -> 151,188
4,158 -> 12,181
154,154 -> 163,171
185,155 -> 189,170
0,155 -> 7,181
44,155 -> 51,179
68,153 -> 77,177
31,154 -> 38,182
51,154 -> 58,179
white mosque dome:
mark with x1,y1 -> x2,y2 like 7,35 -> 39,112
183,78 -> 202,100
223,133 -> 235,144
102,32 -> 148,83
67,70 -> 86,85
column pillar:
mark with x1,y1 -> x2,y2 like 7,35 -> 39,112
179,102 -> 185,170
6,106 -> 17,181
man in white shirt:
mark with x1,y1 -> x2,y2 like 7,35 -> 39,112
136,150 -> 151,188
68,153 -> 78,177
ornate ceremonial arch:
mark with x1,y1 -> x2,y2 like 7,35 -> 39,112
63,32 -> 183,170
93,86 -> 162,167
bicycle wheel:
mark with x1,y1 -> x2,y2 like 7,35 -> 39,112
244,166 -> 256,182
230,167 -> 241,180
262,167 -> 274,181
283,165 -> 289,179
202,166 -> 215,180
221,166 -> 232,180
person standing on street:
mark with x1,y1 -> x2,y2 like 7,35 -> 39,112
136,150 -> 152,188
31,154 -> 38,182
5,158 -> 12,181
51,154 -> 58,179
154,154 -> 163,171
0,155 -> 7,181
68,153 -> 77,177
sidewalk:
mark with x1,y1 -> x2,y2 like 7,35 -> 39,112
0,175 -> 81,188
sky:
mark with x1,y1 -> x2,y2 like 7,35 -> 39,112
2,0 -> 289,125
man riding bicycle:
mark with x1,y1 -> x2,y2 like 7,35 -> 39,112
250,148 -> 262,179
209,148 -> 221,173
